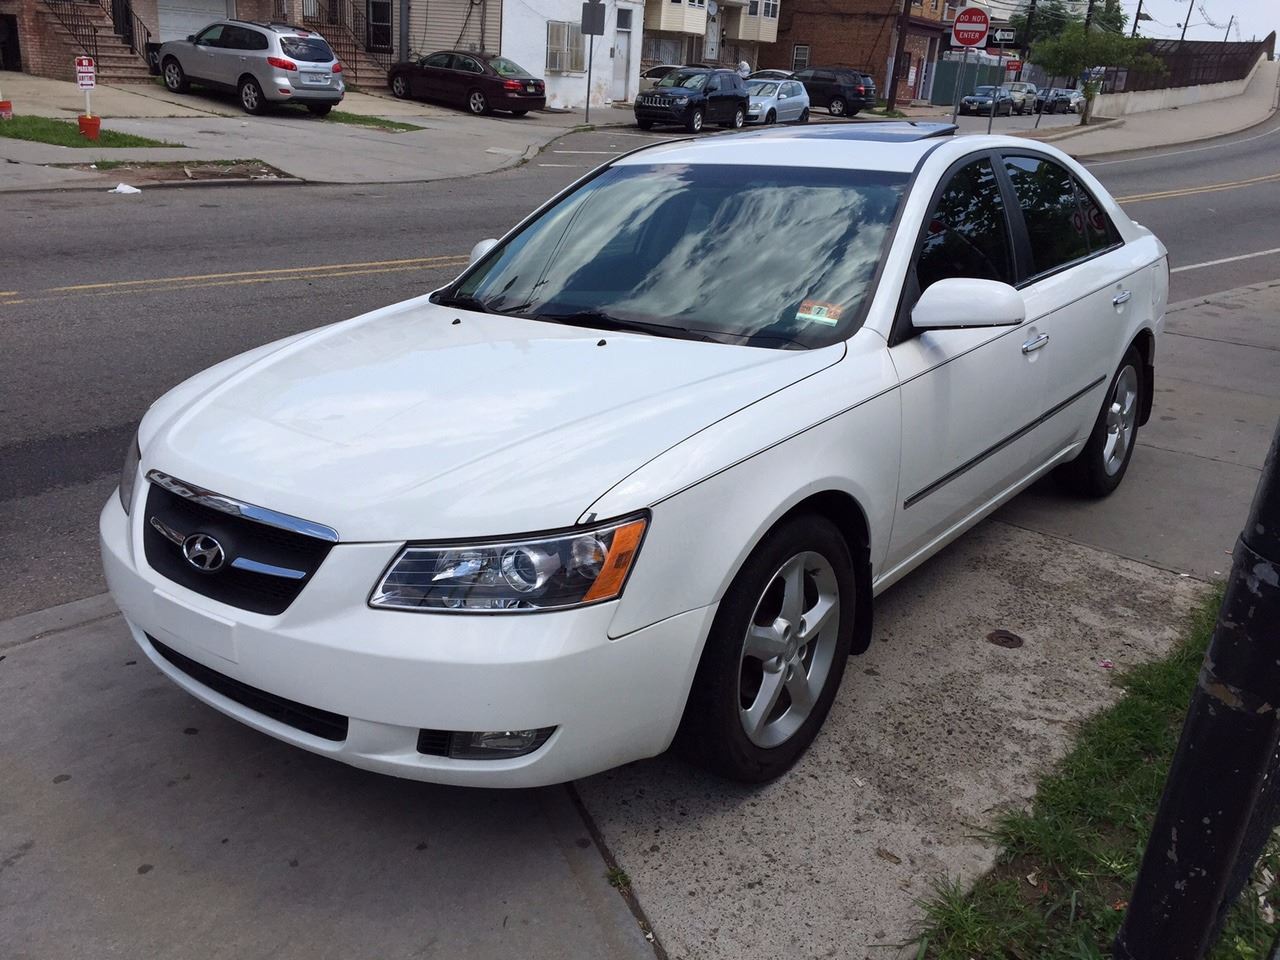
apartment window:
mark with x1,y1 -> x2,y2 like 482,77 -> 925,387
546,21 -> 585,72
691,0 -> 705,8
617,7 -> 632,27
792,44 -> 810,71
748,0 -> 758,12
763,0 -> 777,15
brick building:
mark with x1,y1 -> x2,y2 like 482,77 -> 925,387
758,0 -> 949,102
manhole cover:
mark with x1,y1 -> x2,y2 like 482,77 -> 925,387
987,629 -> 1024,649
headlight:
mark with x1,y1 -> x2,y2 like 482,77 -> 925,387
369,515 -> 648,613
119,432 -> 141,514
673,96 -> 688,106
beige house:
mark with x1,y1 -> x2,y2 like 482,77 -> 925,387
641,0 -> 777,70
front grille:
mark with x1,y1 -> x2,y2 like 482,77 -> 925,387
148,635 -> 349,742
142,481 -> 334,616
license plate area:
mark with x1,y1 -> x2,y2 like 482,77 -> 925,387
302,72 -> 329,85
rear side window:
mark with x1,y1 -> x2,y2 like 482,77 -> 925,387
916,158 -> 1014,291
1074,179 -> 1123,252
279,36 -> 334,62
1002,155 -> 1091,276
423,52 -> 451,67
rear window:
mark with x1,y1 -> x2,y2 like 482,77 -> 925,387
488,56 -> 533,78
279,36 -> 334,62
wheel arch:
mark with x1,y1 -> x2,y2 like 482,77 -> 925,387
237,72 -> 260,89
1129,327 -> 1156,426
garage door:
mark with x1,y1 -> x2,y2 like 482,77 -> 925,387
157,0 -> 232,43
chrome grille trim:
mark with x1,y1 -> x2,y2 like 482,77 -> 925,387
145,470 -> 340,543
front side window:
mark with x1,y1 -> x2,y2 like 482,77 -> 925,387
916,158 -> 1013,291
194,24 -> 224,45
447,164 -> 907,349
423,52 -> 451,67
1003,155 -> 1091,277
546,21 -> 586,72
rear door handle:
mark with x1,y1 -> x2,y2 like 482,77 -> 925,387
1113,290 -> 1132,305
1021,333 -> 1050,354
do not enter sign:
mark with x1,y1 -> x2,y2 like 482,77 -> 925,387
951,6 -> 990,46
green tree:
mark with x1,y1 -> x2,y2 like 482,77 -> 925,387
1034,22 -> 1166,122
1008,0 -> 1079,47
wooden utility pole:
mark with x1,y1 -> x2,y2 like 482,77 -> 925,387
1179,0 -> 1194,43
1016,0 -> 1037,81
1131,0 -> 1142,37
884,0 -> 912,111
1223,14 -> 1234,41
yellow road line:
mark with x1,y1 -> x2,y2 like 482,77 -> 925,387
1116,170 -> 1280,204
43,254 -> 470,293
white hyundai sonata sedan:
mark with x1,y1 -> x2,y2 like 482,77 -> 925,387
101,123 -> 1168,787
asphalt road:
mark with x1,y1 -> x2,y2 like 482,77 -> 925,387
2,114 -> 1279,619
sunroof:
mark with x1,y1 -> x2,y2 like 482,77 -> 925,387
738,121 -> 958,142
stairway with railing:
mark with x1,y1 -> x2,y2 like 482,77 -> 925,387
304,0 -> 392,88
38,0 -> 154,81
105,0 -> 153,65
39,0 -> 98,63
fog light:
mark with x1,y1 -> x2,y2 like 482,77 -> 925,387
416,726 -> 555,759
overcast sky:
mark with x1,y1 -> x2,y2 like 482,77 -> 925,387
1119,0 -> 1279,43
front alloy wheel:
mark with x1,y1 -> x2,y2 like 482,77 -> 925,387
677,514 -> 856,782
390,74 -> 408,99
686,107 -> 704,133
163,59 -> 189,93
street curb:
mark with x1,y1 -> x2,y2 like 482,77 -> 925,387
1071,97 -> 1279,161
0,176 -> 306,194
0,593 -> 119,651
1014,117 -> 1123,145
1167,277 -> 1280,314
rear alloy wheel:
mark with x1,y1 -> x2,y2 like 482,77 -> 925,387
162,58 -> 190,94
686,107 -> 704,133
726,106 -> 745,129
677,514 -> 856,782
467,89 -> 490,115
829,96 -> 846,117
390,73 -> 409,99
1059,347 -> 1144,496
239,77 -> 266,115
797,107 -> 810,124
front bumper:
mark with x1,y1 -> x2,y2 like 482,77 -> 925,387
100,494 -> 714,787
634,103 -> 691,125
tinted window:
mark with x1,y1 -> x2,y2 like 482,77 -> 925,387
194,24 -> 224,45
450,164 -> 907,349
456,56 -> 483,74
488,56 -> 532,77
1003,155 -> 1091,275
1074,178 -> 1122,252
279,36 -> 334,62
223,26 -> 267,50
793,69 -> 813,81
657,70 -> 708,90
916,158 -> 1013,291
423,52 -> 451,67
748,81 -> 778,96
812,70 -> 836,81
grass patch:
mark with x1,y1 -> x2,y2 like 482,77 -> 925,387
606,867 -> 630,890
323,110 -> 423,132
0,115 -> 177,147
915,588 -> 1280,959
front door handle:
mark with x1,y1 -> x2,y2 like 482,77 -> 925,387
1112,290 -> 1132,305
1021,333 -> 1050,354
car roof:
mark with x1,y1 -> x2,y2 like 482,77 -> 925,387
613,122 -> 960,173
228,20 -> 317,34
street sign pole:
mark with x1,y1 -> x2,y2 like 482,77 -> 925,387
581,0 -> 605,125
988,43 -> 1003,134
951,45 -> 968,123
950,6 -> 989,125
585,36 -> 594,124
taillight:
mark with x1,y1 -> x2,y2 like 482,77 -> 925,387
332,63 -> 342,73
502,79 -> 522,91
267,56 -> 297,71
857,84 -> 865,94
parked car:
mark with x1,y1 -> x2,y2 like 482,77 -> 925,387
1037,86 -> 1085,113
388,51 -> 545,116
633,67 -> 748,132
746,78 -> 810,124
103,123 -> 1167,788
1000,80 -> 1038,114
640,64 -> 681,92
790,66 -> 873,116
158,20 -> 344,116
959,85 -> 1014,116
749,69 -> 794,81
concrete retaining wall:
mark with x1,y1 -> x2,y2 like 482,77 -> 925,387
1094,52 -> 1265,118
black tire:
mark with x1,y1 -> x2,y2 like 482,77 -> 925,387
307,103 -> 332,117
466,88 -> 490,115
636,118 -> 653,130
685,107 -> 704,133
766,109 -> 776,124
676,514 -> 857,783
1058,346 -> 1145,497
238,76 -> 266,115
828,96 -> 846,117
390,73 -> 409,99
510,109 -> 528,117
723,106 -> 745,129
797,107 -> 810,124
162,57 -> 189,94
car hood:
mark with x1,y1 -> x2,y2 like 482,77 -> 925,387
143,298 -> 842,542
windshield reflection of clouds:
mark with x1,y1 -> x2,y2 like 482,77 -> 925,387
460,164 -> 905,348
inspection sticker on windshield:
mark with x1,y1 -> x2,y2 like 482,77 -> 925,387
796,300 -> 842,326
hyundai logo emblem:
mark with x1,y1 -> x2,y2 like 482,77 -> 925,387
182,533 -> 226,572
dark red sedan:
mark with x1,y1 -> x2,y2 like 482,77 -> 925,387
388,51 -> 546,116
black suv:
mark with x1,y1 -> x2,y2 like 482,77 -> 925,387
633,67 -> 749,133
791,67 -> 875,117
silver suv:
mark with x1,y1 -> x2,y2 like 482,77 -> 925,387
159,21 -> 345,116
1000,81 -> 1039,115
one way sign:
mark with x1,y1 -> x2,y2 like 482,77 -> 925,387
993,27 -> 1017,43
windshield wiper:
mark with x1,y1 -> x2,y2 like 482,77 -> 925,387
530,310 -> 722,343
434,292 -> 493,314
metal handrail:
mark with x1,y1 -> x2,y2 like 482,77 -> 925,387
306,0 -> 392,84
103,0 -> 153,59
40,0 -> 99,62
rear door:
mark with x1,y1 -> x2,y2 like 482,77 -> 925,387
999,152 -> 1148,454
453,54 -> 487,106
885,154 -> 1050,572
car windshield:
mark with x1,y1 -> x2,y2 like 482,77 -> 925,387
974,85 -> 996,95
279,36 -> 334,62
488,56 -> 532,78
748,81 -> 778,96
657,71 -> 708,90
444,164 -> 907,349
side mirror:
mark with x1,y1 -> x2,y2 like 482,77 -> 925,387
469,238 -> 498,264
186,34 -> 195,41
912,278 -> 1025,331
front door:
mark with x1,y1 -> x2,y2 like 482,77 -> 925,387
885,154 -> 1049,574
612,8 -> 632,101
366,0 -> 391,52
415,51 -> 451,99
703,73 -> 725,121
